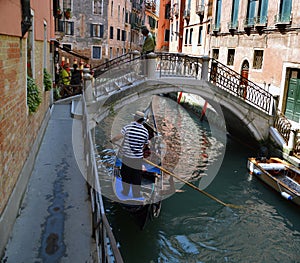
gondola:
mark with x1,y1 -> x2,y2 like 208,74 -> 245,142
247,157 -> 300,206
112,102 -> 165,229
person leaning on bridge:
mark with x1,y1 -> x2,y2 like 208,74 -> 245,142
60,64 -> 71,85
141,27 -> 155,55
110,111 -> 149,198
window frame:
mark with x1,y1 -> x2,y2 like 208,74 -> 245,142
92,45 -> 102,60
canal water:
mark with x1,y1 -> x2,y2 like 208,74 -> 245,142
94,95 -> 300,263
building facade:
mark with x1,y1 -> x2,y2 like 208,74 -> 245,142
54,0 -> 159,68
0,0 -> 54,256
171,0 -> 300,126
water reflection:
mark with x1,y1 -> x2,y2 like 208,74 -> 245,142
95,95 -> 300,263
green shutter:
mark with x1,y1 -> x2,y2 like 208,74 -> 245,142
285,78 -> 300,122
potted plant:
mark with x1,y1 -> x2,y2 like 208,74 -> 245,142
64,8 -> 71,19
56,7 -> 62,19
43,68 -> 52,91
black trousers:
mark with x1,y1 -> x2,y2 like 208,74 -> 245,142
120,156 -> 142,197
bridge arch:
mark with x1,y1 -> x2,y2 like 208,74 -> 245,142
88,77 -> 273,143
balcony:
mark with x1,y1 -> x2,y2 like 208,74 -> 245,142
275,13 -> 292,26
212,23 -> 221,34
254,16 -> 268,29
243,18 -> 255,30
228,21 -> 238,32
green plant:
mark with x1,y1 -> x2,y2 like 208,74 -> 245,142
43,68 -> 52,91
27,76 -> 42,113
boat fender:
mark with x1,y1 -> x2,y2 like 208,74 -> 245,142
253,169 -> 262,176
281,192 -> 292,200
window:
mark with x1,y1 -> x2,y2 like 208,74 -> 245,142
185,29 -> 188,45
165,3 -> 171,19
164,29 -> 170,42
63,0 -> 72,10
212,49 -> 219,60
117,28 -> 120,40
110,26 -> 114,39
90,24 -> 104,38
92,46 -> 102,59
198,26 -> 203,45
230,0 -> 239,28
93,0 -> 103,15
109,47 -> 113,59
118,5 -> 120,21
122,30 -> 126,41
253,50 -> 264,69
125,11 -> 129,23
214,0 -> 222,30
62,44 -> 72,50
277,0 -> 292,23
65,21 -> 74,35
246,0 -> 268,26
189,28 -> 193,45
227,49 -> 235,66
111,1 -> 113,16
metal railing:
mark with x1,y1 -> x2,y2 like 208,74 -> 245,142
274,110 -> 292,144
156,52 -> 203,79
82,93 -> 124,263
209,58 -> 273,114
93,52 -> 140,78
294,130 -> 300,158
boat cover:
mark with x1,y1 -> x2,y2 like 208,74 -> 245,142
258,163 -> 286,171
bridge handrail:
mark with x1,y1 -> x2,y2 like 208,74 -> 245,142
155,52 -> 203,79
82,93 -> 124,263
93,52 -> 141,78
209,58 -> 273,114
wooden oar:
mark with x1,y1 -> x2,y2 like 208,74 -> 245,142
144,159 -> 243,209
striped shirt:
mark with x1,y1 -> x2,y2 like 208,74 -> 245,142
121,122 -> 149,158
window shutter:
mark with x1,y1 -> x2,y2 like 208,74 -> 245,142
90,24 -> 94,37
100,25 -> 104,38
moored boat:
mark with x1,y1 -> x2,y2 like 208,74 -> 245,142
247,157 -> 300,206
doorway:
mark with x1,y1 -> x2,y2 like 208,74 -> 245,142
285,69 -> 300,122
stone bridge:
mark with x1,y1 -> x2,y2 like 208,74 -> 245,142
85,52 -> 276,143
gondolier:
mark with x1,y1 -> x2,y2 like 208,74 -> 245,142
111,111 -> 149,198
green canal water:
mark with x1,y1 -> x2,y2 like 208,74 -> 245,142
95,95 -> 300,263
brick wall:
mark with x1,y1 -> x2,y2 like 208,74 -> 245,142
0,35 -> 50,215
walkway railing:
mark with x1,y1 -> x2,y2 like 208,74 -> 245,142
82,93 -> 124,263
